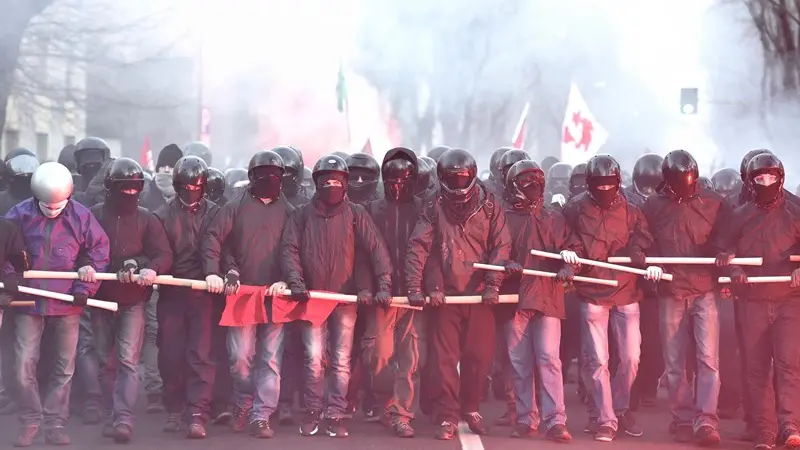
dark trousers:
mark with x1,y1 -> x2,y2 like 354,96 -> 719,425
428,304 -> 496,422
741,299 -> 800,438
279,323 -> 305,410
631,296 -> 663,406
346,305 -> 375,410
717,298 -> 742,413
561,293 -> 581,383
492,305 -> 516,411
157,292 -> 216,423
1,309 -> 19,403
210,301 -> 232,414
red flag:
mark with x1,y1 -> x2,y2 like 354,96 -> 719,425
140,137 -> 154,171
512,103 -> 529,149
361,138 -> 372,156
219,285 -> 268,326
271,293 -> 339,326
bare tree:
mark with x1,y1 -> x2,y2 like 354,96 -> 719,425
741,0 -> 800,98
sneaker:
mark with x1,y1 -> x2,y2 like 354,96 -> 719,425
186,421 -> 207,439
584,418 -> 599,434
595,425 -> 616,442
212,410 -> 232,425
326,418 -> 349,438
435,421 -> 458,440
113,424 -> 132,444
784,431 -> 800,448
14,426 -> 38,448
673,424 -> 694,443
163,413 -> 183,433
546,424 -> 573,443
83,406 -> 102,425
250,420 -> 274,439
494,411 -> 517,427
695,425 -> 721,447
753,434 -> 775,449
753,443 -> 774,450
393,420 -> 415,438
618,411 -> 643,437
510,422 -> 536,438
146,395 -> 165,414
278,405 -> 294,426
299,410 -> 321,436
44,427 -> 71,446
231,406 -> 249,432
463,412 -> 488,436
102,422 -> 116,438
364,407 -> 381,423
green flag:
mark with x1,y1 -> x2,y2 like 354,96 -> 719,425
336,62 -> 347,113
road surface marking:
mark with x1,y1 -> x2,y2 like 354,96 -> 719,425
456,363 -> 485,450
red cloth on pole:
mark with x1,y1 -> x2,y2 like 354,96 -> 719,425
219,285 -> 268,327
271,293 -> 339,326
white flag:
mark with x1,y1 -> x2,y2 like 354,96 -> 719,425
560,83 -> 609,166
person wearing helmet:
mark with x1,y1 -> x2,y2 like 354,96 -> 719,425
280,154 -> 391,439
152,156 -> 220,439
712,152 -> 800,450
501,159 -> 577,442
405,148 -> 511,440
698,176 -> 713,190
711,168 -> 741,200
345,153 -> 381,205
484,147 -> 512,198
200,150 -> 293,438
640,150 -> 728,446
426,145 -> 450,162
206,168 -> 226,206
141,144 -> 183,213
6,162 -> 110,447
561,153 -> 657,442
73,137 -> 111,192
541,156 -> 560,176
183,141 -> 212,166
273,146 -> 310,207
224,168 -> 248,191
0,153 -> 39,214
497,150 -> 532,193
546,163 -> 572,207
627,154 -> 664,207
88,158 -> 172,443
569,163 -> 588,199
301,166 -> 315,196
415,156 -> 438,200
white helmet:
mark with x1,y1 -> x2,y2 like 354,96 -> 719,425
31,162 -> 74,204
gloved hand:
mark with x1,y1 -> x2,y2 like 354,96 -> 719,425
715,253 -> 735,267
78,265 -> 97,283
117,259 -> 138,283
267,281 -> 288,297
357,290 -> 373,305
629,251 -> 647,268
407,291 -> 426,307
290,283 -> 310,302
730,267 -> 748,285
555,265 -> 575,282
0,292 -> 12,308
205,274 -> 225,294
505,262 -> 524,276
482,286 -> 500,305
72,293 -> 88,306
223,270 -> 241,295
429,291 -> 446,307
792,268 -> 800,288
375,291 -> 392,308
645,266 -> 663,282
136,269 -> 157,287
560,250 -> 580,265
2,273 -> 20,294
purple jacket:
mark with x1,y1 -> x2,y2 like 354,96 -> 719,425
5,198 -> 110,316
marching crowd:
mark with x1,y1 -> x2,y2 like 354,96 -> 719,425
0,139 -> 795,450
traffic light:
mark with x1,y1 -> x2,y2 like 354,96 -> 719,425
680,88 -> 698,114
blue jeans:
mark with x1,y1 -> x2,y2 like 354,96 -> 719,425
15,314 -> 80,428
227,323 -> 285,421
506,310 -> 566,430
140,292 -> 162,397
76,311 -> 101,409
300,303 -> 357,418
580,301 -> 641,431
660,292 -> 720,429
92,303 -> 146,427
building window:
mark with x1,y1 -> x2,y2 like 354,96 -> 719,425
4,129 -> 20,155
64,135 -> 76,147
36,133 -> 49,160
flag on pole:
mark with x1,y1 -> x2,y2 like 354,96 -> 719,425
361,138 -> 372,156
336,61 -> 348,114
560,83 -> 609,166
512,102 -> 530,149
139,136 -> 154,171
219,286 -> 337,327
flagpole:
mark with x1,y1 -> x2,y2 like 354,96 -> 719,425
345,96 -> 352,151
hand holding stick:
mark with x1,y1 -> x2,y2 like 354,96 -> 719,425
530,249 -> 674,281
473,263 -> 618,287
0,281 -> 117,311
608,256 -> 762,266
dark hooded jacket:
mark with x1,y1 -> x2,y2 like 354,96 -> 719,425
90,203 -> 173,305
405,185 -> 511,295
641,187 -> 730,297
281,196 -> 392,295
201,190 -> 293,286
562,191 -> 654,306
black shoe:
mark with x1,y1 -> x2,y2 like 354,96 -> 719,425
584,418 -> 599,434
163,413 -> 182,433
277,405 -> 294,426
594,425 -> 616,442
463,412 -> 488,436
14,426 -> 38,448
363,407 -> 381,423
753,434 -> 775,449
102,422 -> 116,438
546,424 -> 572,443
146,395 -> 165,414
186,422 -> 207,439
618,411 -> 643,437
436,421 -> 457,440
231,406 -> 249,432
299,410 -> 321,436
673,424 -> 693,443
83,407 -> 102,425
44,427 -> 71,446
695,425 -> 721,447
510,422 -> 536,438
494,411 -> 517,426
326,418 -> 348,438
393,420 -> 415,438
250,420 -> 274,439
212,410 -> 232,425
113,424 -> 132,444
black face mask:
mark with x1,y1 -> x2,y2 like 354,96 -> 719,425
384,178 -> 414,203
81,162 -> 103,181
251,174 -> 282,199
752,181 -> 782,205
8,176 -> 32,199
316,174 -> 348,207
588,175 -> 620,209
569,176 -> 587,196
282,171 -> 300,196
178,186 -> 204,209
348,169 -> 379,202
548,179 -> 570,197
108,189 -> 140,214
520,181 -> 543,204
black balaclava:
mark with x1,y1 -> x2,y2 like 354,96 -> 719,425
383,159 -> 415,203
108,180 -> 143,214
8,176 -> 33,200
316,172 -> 347,207
250,166 -> 283,200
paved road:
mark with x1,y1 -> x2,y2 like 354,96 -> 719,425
0,387 -> 753,449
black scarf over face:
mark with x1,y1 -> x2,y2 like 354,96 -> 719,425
442,184 -> 479,223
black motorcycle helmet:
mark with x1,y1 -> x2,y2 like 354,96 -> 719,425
489,147 -> 512,181
632,153 -> 664,198
207,168 -> 226,203
505,160 -> 545,207
711,168 -> 741,197
104,158 -> 145,196
183,141 -> 212,166
416,157 -> 433,195
345,152 -> 380,200
224,168 -> 248,189
586,154 -> 622,208
437,149 -> 478,204
302,166 -> 314,192
248,150 -> 285,175
74,137 -> 111,176
312,155 -> 349,184
382,157 -> 416,203
498,150 -> 531,186
6,154 -> 39,198
740,149 -> 772,182
569,163 -> 587,196
332,151 -> 350,160
541,156 -> 560,175
5,147 -> 36,163
699,176 -> 713,190
173,156 -> 208,209
662,150 -> 699,199
273,146 -> 304,196
427,145 -> 450,162
547,162 -> 572,195
747,153 -> 784,206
